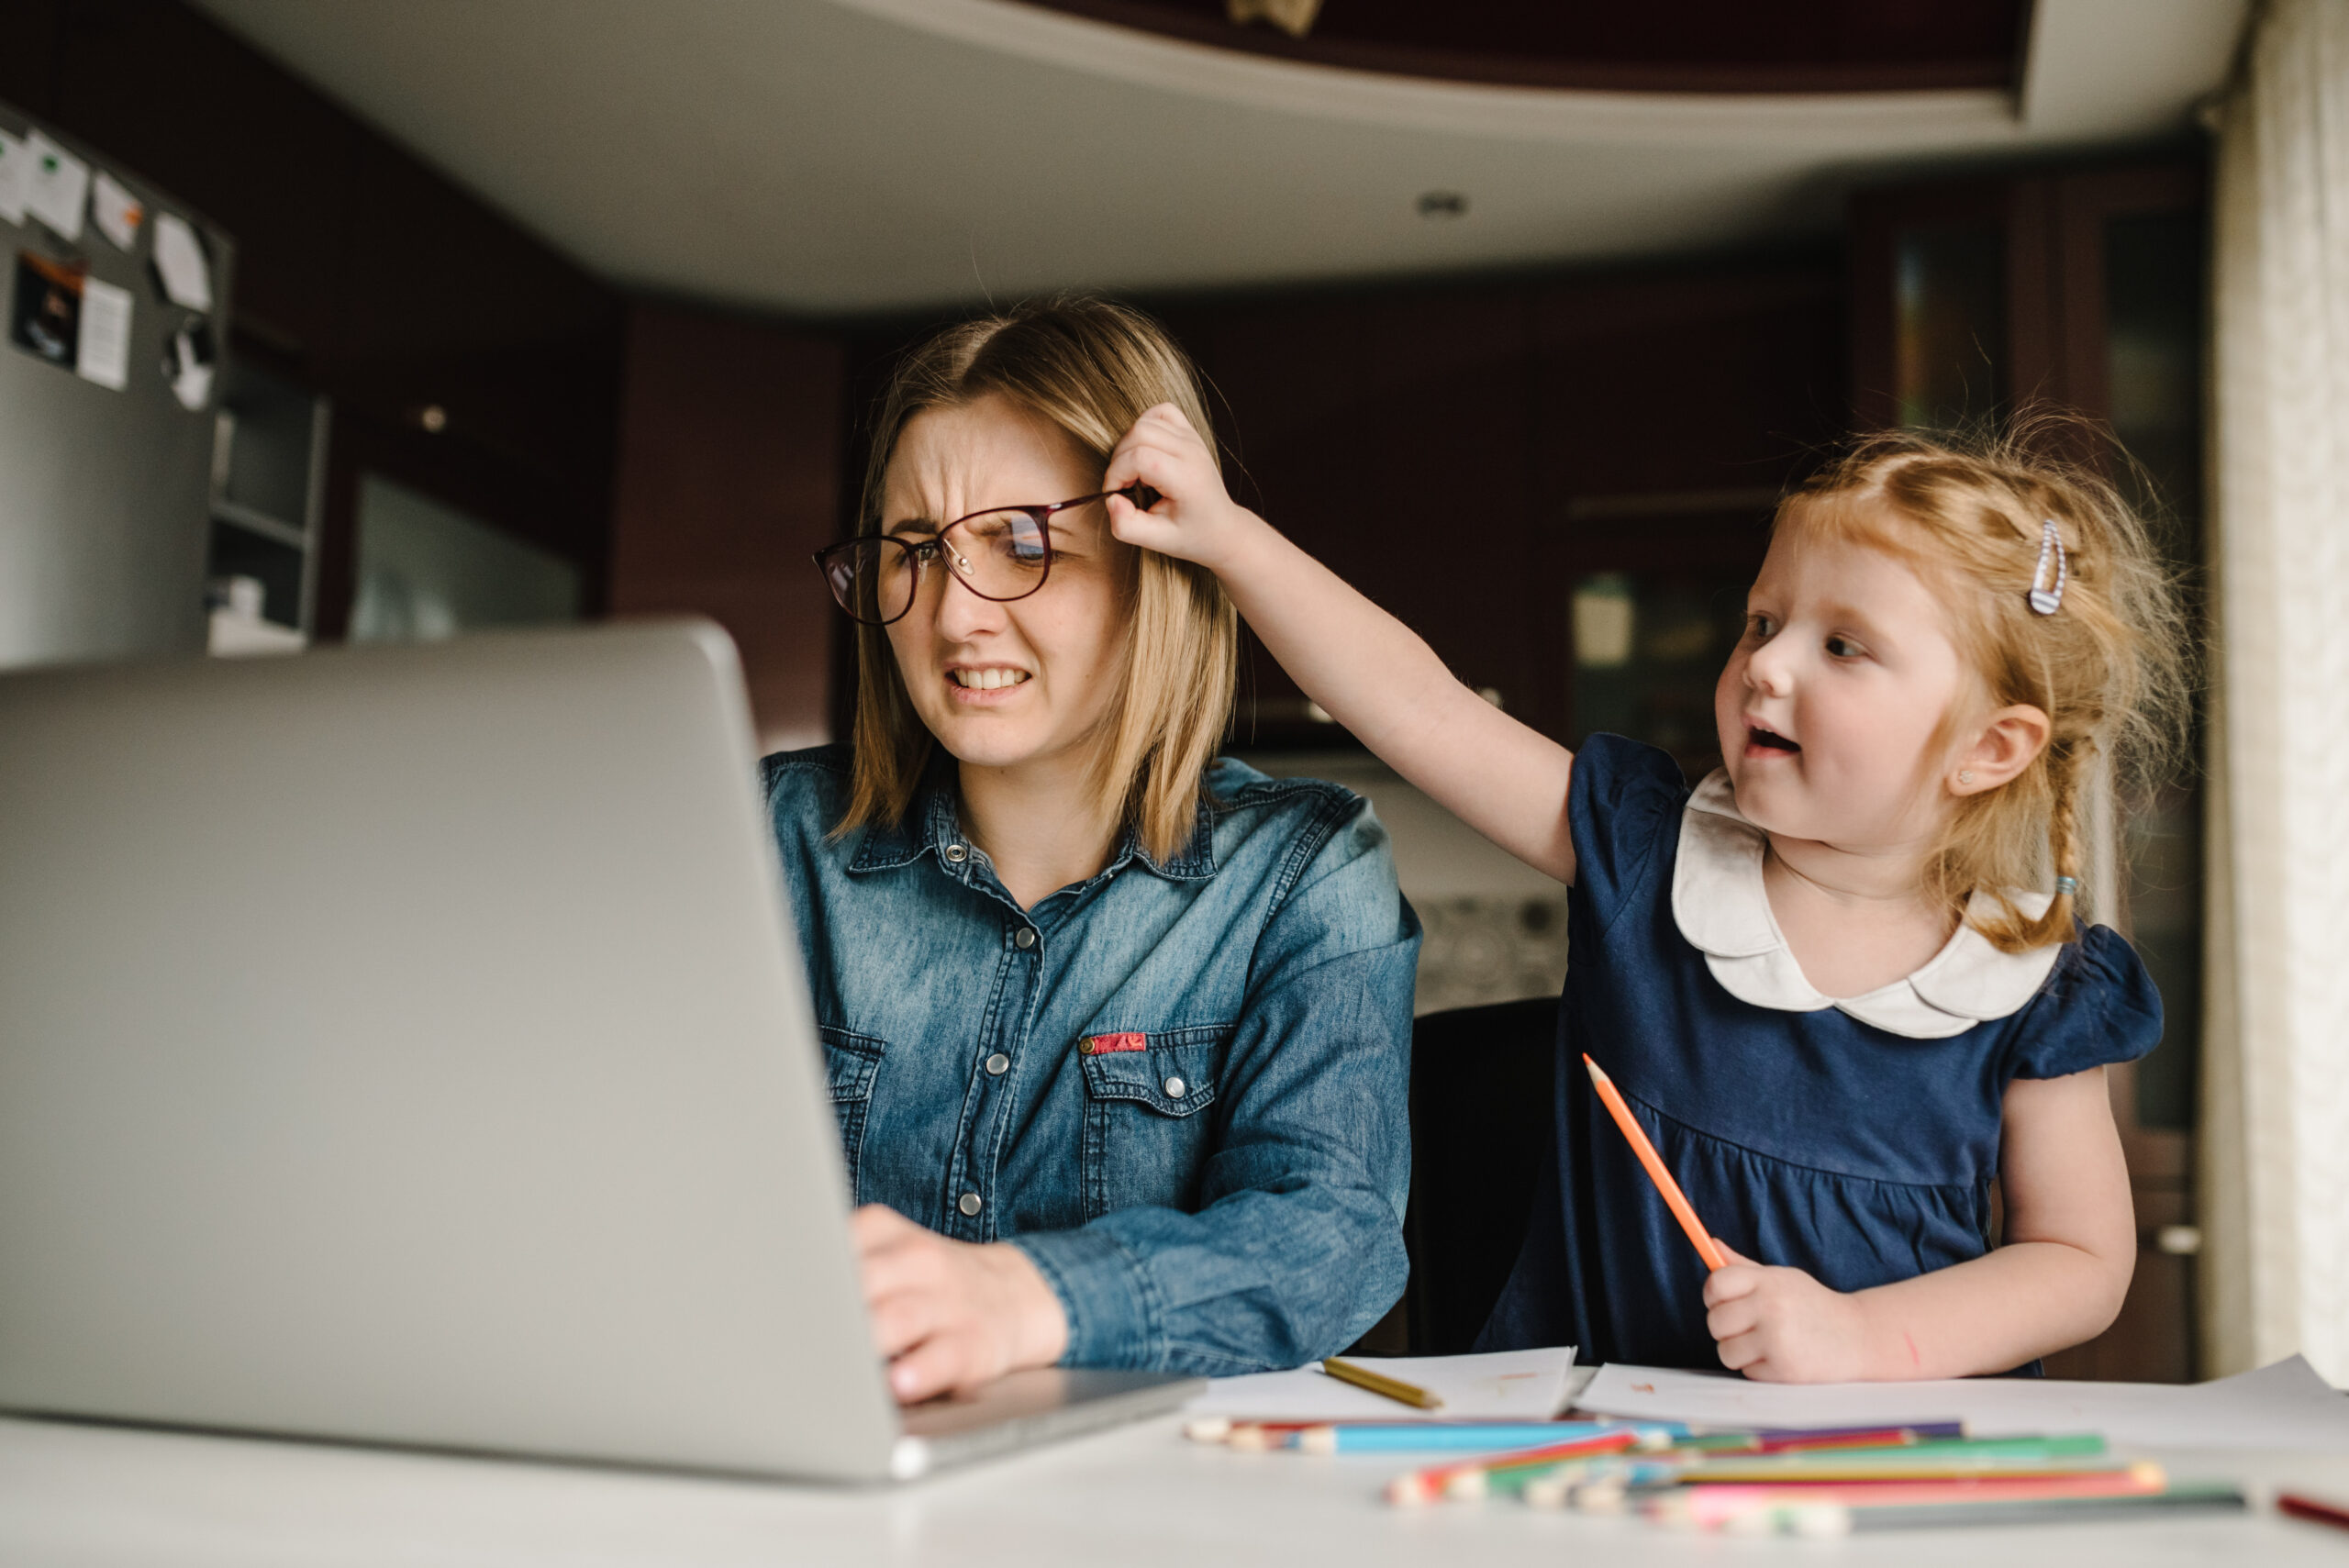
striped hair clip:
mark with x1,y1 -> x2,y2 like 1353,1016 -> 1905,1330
2028,519 -> 2068,616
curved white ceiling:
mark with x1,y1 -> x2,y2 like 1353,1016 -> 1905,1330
194,0 -> 2245,316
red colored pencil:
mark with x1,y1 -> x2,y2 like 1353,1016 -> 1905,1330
2280,1492 -> 2349,1533
1385,1427 -> 1642,1505
1584,1054 -> 1728,1271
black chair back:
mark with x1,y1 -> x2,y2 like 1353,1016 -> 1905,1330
1403,995 -> 1559,1355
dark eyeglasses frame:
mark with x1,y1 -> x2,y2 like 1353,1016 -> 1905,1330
812,483 -> 1158,628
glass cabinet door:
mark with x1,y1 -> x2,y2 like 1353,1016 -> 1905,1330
1851,163 -> 2209,1382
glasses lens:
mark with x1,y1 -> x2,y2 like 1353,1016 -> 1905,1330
948,510 -> 1049,601
820,539 -> 917,624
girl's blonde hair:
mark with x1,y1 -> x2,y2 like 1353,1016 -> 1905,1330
1777,423 -> 2190,951
837,295 -> 1238,863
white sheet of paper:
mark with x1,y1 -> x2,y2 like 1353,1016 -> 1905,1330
91,170 -> 142,250
74,275 -> 132,391
151,212 -> 213,311
0,130 -> 29,224
1186,1348 -> 1581,1422
24,132 -> 89,241
1575,1355 -> 2349,1452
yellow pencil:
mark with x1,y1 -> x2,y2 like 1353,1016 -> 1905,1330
1321,1356 -> 1443,1410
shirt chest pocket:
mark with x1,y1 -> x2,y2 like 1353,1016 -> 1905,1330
818,1025 -> 886,1199
1075,1025 -> 1229,1222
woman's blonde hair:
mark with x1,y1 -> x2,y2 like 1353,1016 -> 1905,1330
1777,422 -> 2190,951
836,295 -> 1238,863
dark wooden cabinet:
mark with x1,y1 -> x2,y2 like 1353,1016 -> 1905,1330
1851,159 -> 2210,1383
1191,288 -> 1537,740
1163,261 -> 1843,764
610,304 -> 845,751
1527,265 -> 1843,769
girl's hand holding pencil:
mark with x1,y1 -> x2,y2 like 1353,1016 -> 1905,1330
1704,1244 -> 1872,1385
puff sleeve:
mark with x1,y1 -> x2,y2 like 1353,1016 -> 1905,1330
2005,924 -> 2165,1081
1567,734 -> 1691,927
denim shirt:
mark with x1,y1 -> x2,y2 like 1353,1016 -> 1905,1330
761,746 -> 1419,1375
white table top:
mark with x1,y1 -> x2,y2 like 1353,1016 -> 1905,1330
6,1407 -> 2349,1567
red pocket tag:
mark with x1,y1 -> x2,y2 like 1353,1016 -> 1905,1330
1080,1031 -> 1148,1056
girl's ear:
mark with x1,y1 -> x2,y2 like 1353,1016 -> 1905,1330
1951,704 -> 2052,795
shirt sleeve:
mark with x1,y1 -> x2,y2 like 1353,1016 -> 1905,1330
1010,792 -> 1420,1375
2006,924 -> 2165,1081
1567,733 -> 1689,928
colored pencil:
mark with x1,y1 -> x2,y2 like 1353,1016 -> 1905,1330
1743,1420 -> 1969,1450
1294,1420 -> 1681,1454
1654,1464 -> 2168,1529
2280,1492 -> 2349,1533
1739,1481 -> 2246,1537
1582,1053 -> 1727,1270
1385,1427 -> 1643,1505
1665,1434 -> 2112,1483
1320,1356 -> 1442,1410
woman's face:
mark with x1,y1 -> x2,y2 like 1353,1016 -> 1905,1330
880,395 -> 1132,780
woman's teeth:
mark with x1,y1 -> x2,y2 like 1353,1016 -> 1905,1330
952,668 -> 1030,690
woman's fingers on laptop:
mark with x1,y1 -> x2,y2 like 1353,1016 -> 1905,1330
850,1205 -> 1070,1404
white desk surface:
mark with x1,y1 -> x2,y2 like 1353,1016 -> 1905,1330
6,1405 -> 2349,1567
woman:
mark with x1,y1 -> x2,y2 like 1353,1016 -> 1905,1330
766,296 -> 1419,1403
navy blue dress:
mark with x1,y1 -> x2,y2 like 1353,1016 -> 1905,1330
1479,735 -> 2164,1369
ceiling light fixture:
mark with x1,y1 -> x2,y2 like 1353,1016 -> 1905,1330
1416,191 -> 1469,219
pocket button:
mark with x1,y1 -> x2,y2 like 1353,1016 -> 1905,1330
1163,1075 -> 1186,1099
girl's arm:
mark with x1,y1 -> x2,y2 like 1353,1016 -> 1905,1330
1704,1067 -> 2137,1381
1106,404 -> 1578,885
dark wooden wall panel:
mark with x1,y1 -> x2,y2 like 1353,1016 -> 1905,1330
1200,289 -> 1537,728
611,303 -> 845,751
1155,262 -> 1842,748
47,0 -> 358,366
0,0 -> 60,116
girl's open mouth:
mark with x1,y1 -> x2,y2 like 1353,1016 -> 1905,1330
1746,726 -> 1800,755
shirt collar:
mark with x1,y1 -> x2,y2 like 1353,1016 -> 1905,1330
1671,769 -> 2059,1040
846,773 -> 1218,882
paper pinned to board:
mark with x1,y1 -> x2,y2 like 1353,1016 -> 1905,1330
23,131 -> 89,241
1575,1355 -> 2349,1452
74,275 -> 131,391
0,130 -> 29,224
151,211 -> 212,311
1186,1347 -> 1581,1422
90,170 -> 142,250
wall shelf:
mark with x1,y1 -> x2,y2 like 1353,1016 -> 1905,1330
211,498 -> 308,550
206,361 -> 329,647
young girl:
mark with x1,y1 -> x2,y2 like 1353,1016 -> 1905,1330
1102,410 -> 2184,1382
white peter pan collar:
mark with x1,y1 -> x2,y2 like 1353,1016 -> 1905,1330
1671,771 -> 2059,1040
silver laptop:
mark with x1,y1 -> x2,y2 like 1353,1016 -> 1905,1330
0,620 -> 1198,1482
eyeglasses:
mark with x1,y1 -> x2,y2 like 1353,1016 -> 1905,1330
813,484 -> 1156,628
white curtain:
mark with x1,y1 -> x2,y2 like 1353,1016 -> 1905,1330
2204,0 -> 2349,1385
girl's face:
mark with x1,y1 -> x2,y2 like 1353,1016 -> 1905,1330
880,395 -> 1132,780
1713,525 -> 1972,850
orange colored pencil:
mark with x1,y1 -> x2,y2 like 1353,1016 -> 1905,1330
1583,1054 -> 1728,1272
